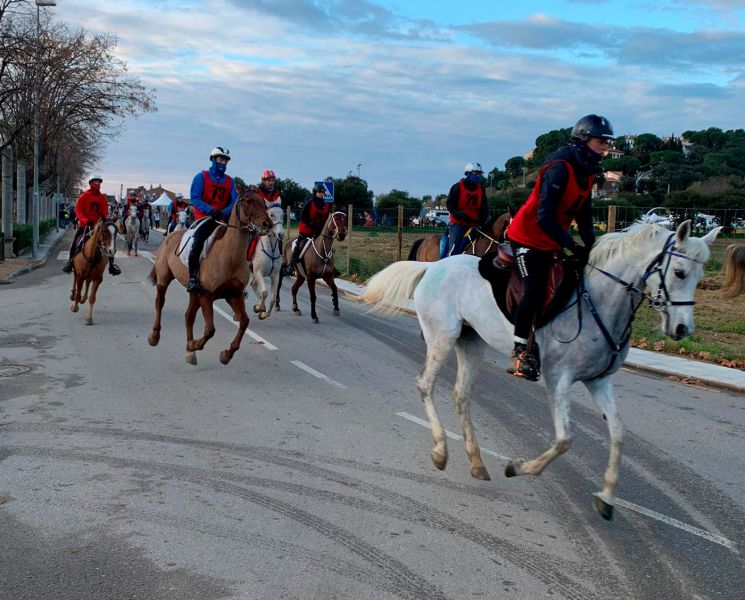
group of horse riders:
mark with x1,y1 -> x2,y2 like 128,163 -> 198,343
62,113 -> 614,383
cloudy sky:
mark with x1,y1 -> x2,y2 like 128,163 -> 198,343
54,0 -> 745,198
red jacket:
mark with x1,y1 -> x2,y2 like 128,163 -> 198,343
75,189 -> 109,226
508,160 -> 594,251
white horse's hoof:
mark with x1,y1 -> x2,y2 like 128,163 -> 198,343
593,494 -> 614,520
85,318 -> 93,326
185,352 -> 197,365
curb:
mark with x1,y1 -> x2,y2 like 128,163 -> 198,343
329,277 -> 745,394
0,229 -> 67,283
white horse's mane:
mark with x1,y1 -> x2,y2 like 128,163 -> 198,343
590,221 -> 711,267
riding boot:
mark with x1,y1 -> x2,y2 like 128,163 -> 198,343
186,246 -> 202,293
62,240 -> 76,273
285,238 -> 304,276
108,257 -> 121,276
506,343 -> 540,381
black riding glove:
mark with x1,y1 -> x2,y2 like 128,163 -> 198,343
566,242 -> 590,264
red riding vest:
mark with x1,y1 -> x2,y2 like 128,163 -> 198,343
507,161 -> 594,251
299,201 -> 331,237
450,181 -> 484,225
258,186 -> 280,204
194,171 -> 233,219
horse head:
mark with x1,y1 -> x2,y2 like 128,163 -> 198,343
329,211 -> 347,241
98,220 -> 117,258
265,203 -> 285,240
237,191 -> 272,234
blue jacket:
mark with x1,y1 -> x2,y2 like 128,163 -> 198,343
189,165 -> 238,218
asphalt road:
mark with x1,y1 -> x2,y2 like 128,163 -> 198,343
0,230 -> 743,599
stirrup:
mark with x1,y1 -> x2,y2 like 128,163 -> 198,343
186,276 -> 202,293
506,351 -> 540,382
62,261 -> 73,273
109,264 -> 121,276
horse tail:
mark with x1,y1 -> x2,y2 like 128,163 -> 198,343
722,243 -> 745,298
148,265 -> 157,286
360,260 -> 431,316
407,238 -> 423,261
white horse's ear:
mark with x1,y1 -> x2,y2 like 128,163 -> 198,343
701,225 -> 723,246
676,220 -> 691,246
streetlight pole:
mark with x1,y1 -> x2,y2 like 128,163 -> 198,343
357,163 -> 362,178
32,0 -> 56,259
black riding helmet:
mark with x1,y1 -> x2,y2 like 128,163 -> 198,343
571,114 -> 616,142
312,183 -> 326,194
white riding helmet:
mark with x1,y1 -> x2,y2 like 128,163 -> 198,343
88,174 -> 103,183
463,162 -> 483,175
209,146 -> 231,161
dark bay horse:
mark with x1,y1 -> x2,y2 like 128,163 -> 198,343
408,212 -> 511,261
277,211 -> 347,323
69,220 -> 117,325
147,192 -> 271,365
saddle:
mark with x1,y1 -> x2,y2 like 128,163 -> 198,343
176,217 -> 225,269
71,227 -> 93,258
478,244 -> 581,328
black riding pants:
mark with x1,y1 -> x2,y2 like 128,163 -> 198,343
69,226 -> 88,260
511,242 -> 554,342
188,218 -> 221,277
291,234 -> 309,263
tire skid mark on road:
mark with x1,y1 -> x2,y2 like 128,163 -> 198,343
6,445 -> 447,600
4,426 -> 616,600
48,497 -> 407,600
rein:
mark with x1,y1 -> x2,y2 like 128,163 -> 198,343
558,233 -> 699,379
311,211 -> 346,276
78,223 -> 111,278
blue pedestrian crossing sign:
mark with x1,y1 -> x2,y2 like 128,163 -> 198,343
315,181 -> 334,202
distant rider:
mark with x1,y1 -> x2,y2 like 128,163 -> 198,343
506,114 -> 614,381
446,162 -> 489,255
185,146 -> 238,293
62,175 -> 121,276
284,183 -> 330,276
168,193 -> 190,235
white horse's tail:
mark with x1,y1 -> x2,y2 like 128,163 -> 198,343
360,260 -> 431,316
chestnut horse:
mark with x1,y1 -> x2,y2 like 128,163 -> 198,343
69,220 -> 117,325
147,191 -> 272,365
407,212 -> 511,261
722,243 -> 745,298
277,211 -> 347,323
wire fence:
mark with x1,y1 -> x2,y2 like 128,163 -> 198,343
286,204 -> 745,281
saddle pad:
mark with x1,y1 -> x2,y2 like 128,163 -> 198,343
176,219 -> 225,269
290,238 -> 312,260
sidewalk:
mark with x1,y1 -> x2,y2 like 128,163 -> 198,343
0,227 -> 68,283
331,278 -> 745,393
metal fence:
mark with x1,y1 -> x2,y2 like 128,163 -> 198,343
289,204 -> 744,281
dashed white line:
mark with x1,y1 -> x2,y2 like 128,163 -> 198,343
396,410 -> 738,554
290,360 -> 347,389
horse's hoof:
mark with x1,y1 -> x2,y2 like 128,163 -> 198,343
70,304 -> 78,313
430,450 -> 448,471
293,309 -> 301,316
219,350 -> 232,365
333,309 -> 340,316
185,352 -> 197,365
258,312 -> 268,320
470,465 -> 491,480
593,494 -> 614,520
253,304 -> 260,313
231,312 -> 239,322
505,460 -> 522,477
148,332 -> 160,346
312,317 -> 319,324
85,318 -> 93,326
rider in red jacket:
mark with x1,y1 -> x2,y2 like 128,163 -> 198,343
446,162 -> 489,255
62,175 -> 121,275
285,183 -> 330,276
505,114 -> 613,381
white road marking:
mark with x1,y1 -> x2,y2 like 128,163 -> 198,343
396,410 -> 739,554
140,248 -> 278,351
290,360 -> 347,389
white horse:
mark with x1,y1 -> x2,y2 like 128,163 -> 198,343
361,221 -> 721,519
248,203 -> 285,320
140,207 -> 150,243
125,213 -> 139,256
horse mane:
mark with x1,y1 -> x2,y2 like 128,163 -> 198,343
590,221 -> 711,268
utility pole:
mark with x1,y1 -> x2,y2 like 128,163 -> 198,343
32,1 -> 56,258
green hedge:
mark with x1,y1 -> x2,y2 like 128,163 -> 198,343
12,219 -> 57,255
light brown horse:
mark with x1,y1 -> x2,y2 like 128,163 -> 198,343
407,212 -> 511,261
69,220 -> 117,325
722,243 -> 745,298
147,192 -> 272,365
277,211 -> 347,323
